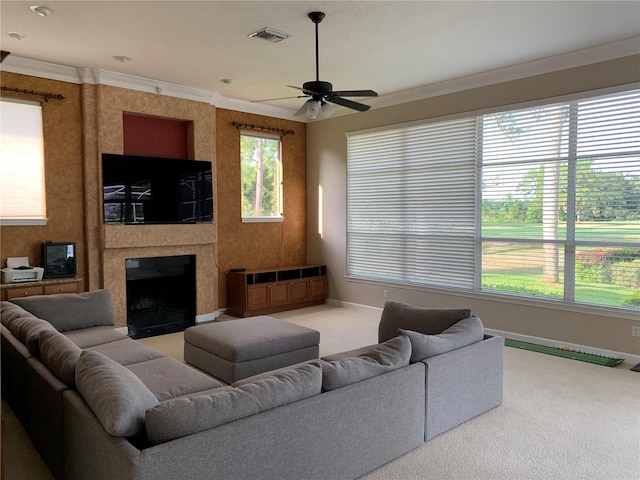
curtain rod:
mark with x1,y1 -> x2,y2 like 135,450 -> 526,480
1,86 -> 65,102
231,121 -> 294,137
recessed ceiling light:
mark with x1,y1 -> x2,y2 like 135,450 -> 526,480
30,5 -> 53,17
7,32 -> 27,41
113,55 -> 132,63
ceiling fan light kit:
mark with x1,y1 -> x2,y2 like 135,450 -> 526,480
305,99 -> 320,119
251,11 -> 377,118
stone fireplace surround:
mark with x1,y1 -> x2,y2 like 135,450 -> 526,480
102,223 -> 217,329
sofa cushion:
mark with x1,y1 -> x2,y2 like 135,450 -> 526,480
39,329 -> 82,387
231,361 -> 323,406
11,315 -> 59,356
75,350 -> 159,437
321,345 -> 376,362
145,362 -> 322,444
399,315 -> 484,362
88,338 -> 165,366
126,357 -> 223,401
378,301 -> 472,342
63,326 -> 126,348
0,301 -> 37,331
321,336 -> 411,391
11,290 -> 116,332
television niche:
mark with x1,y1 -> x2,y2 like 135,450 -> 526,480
102,153 -> 213,225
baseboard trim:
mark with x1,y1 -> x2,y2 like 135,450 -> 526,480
325,298 -> 383,314
486,328 -> 640,366
196,312 -> 217,324
327,298 -> 640,366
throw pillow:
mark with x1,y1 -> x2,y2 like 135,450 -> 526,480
10,315 -> 59,356
0,301 -> 37,330
11,289 -> 116,332
399,315 -> 484,362
75,350 -> 159,437
378,301 -> 472,342
146,362 -> 322,444
321,336 -> 411,391
39,329 -> 82,387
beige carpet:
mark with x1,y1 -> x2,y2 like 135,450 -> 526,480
2,304 -> 639,480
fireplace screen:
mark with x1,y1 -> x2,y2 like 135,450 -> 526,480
125,255 -> 196,339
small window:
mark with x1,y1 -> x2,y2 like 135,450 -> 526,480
240,132 -> 283,222
0,98 -> 47,225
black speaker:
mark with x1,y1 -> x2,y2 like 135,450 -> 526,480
42,241 -> 76,278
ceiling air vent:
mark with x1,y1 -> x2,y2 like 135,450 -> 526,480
249,27 -> 290,43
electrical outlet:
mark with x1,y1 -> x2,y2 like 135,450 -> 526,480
383,289 -> 389,298
632,326 -> 640,337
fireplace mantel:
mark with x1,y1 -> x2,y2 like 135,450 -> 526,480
103,223 -> 215,249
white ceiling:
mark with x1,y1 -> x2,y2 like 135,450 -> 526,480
1,1 -> 639,119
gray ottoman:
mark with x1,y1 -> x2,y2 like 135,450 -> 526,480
183,315 -> 320,384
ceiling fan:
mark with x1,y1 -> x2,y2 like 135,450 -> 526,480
254,11 -> 378,119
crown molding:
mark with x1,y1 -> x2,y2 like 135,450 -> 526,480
2,36 -> 637,121
92,69 -> 216,104
369,36 -> 640,110
214,96 -> 301,122
0,56 -> 80,83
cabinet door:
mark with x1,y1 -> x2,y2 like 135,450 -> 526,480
270,282 -> 290,307
44,283 -> 79,295
247,284 -> 270,311
309,277 -> 326,300
6,285 -> 44,299
290,279 -> 309,303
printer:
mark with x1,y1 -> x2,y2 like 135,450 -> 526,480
1,257 -> 44,283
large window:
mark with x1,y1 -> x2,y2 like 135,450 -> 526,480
347,88 -> 640,311
0,98 -> 47,225
240,132 -> 283,222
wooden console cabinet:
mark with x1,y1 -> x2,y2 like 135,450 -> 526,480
0,278 -> 83,301
227,265 -> 326,317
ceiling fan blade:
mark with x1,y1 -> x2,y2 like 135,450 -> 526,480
250,95 -> 308,103
326,95 -> 371,112
330,90 -> 378,97
288,84 -> 319,97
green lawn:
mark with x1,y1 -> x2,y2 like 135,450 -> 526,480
483,220 -> 640,241
481,220 -> 639,308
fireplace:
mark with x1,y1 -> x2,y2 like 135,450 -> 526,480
125,255 -> 196,339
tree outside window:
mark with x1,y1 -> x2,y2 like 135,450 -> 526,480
240,133 -> 282,220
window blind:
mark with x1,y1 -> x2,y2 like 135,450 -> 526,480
347,87 -> 639,310
347,117 -> 477,288
0,99 -> 46,222
480,90 -> 640,307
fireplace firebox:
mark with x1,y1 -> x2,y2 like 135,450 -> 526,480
125,255 -> 196,339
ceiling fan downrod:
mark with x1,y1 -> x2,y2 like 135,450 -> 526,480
309,11 -> 325,83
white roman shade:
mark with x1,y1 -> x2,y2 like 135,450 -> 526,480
0,99 -> 47,225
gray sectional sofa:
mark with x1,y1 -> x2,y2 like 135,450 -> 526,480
1,291 -> 504,480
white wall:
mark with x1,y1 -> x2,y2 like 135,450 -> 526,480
306,55 -> 640,357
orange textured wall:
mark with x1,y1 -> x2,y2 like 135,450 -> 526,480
215,109 -> 306,307
94,85 -> 216,326
0,72 -> 86,281
0,73 -> 308,320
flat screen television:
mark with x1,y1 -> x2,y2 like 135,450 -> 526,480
102,153 -> 213,224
